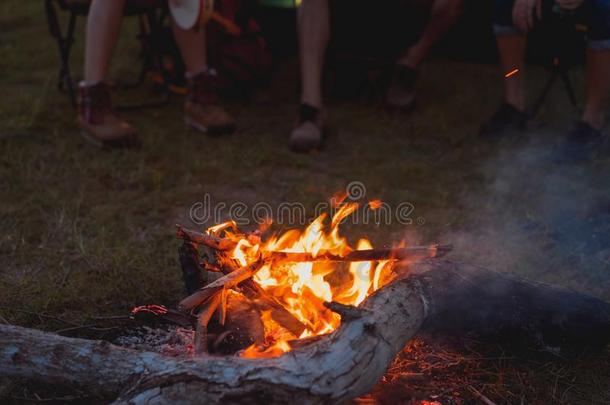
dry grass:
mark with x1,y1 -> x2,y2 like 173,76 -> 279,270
365,334 -> 610,405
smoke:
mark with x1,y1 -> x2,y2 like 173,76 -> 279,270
443,137 -> 610,298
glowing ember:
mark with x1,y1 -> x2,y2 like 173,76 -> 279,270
208,200 -> 397,358
504,68 -> 519,78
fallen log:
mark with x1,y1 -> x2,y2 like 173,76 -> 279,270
0,277 -> 427,404
410,260 -> 610,354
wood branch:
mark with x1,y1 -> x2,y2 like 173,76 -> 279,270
176,225 -> 235,251
267,244 -> 452,263
0,277 -> 427,404
323,301 -> 364,321
177,225 -> 452,263
194,294 -> 221,355
178,261 -> 263,312
235,277 -> 307,337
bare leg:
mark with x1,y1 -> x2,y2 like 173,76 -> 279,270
397,0 -> 462,70
172,24 -> 207,75
298,0 -> 330,109
83,0 -> 126,83
582,49 -> 610,130
496,34 -> 527,111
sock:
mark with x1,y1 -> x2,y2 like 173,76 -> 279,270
299,103 -> 320,123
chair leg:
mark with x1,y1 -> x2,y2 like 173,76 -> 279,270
560,71 -> 580,112
147,9 -> 173,90
45,0 -> 78,108
62,12 -> 78,107
530,70 -> 558,118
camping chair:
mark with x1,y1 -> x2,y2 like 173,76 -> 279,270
528,6 -> 586,117
44,0 -> 171,109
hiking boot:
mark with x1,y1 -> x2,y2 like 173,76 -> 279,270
289,104 -> 325,153
77,82 -> 139,149
479,102 -> 529,140
555,121 -> 609,164
386,64 -> 418,110
184,69 -> 235,135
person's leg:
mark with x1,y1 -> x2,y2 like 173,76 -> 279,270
497,34 -> 527,111
386,0 -> 461,109
79,0 -> 138,148
172,23 -> 207,75
478,0 -> 530,138
83,0 -> 126,83
290,0 -> 330,152
582,49 -> 610,129
555,2 -> 610,163
478,33 -> 528,138
173,23 -> 235,135
298,0 -> 330,109
397,0 -> 462,70
582,0 -> 610,129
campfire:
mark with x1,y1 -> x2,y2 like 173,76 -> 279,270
3,196 -> 610,404
172,198 -> 451,358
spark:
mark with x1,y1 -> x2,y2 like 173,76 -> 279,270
504,68 -> 519,78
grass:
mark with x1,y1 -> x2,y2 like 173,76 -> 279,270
1,1 -> 609,403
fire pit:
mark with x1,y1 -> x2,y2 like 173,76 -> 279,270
172,200 -> 450,359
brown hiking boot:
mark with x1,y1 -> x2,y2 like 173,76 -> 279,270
289,104 -> 325,153
77,82 -> 139,149
184,69 -> 235,135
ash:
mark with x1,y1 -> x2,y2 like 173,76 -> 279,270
114,326 -> 195,357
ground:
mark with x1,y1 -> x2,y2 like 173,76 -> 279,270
1,1 -> 609,404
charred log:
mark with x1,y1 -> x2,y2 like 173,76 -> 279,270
412,261 -> 610,355
179,242 -> 205,295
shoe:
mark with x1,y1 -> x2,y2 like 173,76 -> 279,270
479,102 -> 529,140
77,82 -> 139,149
555,121 -> 608,164
184,69 -> 235,136
289,104 -> 325,153
386,64 -> 418,110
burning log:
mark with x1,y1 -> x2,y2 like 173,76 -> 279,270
267,244 -> 452,263
194,294 -> 222,355
180,261 -> 308,342
176,225 -> 452,263
176,225 -> 235,251
238,279 -> 307,337
179,260 -> 264,312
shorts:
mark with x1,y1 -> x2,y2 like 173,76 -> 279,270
492,0 -> 610,50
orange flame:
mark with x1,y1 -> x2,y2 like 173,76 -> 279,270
209,200 -> 396,358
